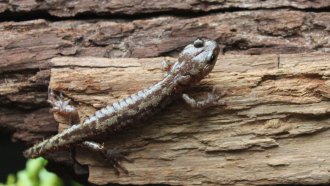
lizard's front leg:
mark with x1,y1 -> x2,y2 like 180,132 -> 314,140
182,87 -> 226,109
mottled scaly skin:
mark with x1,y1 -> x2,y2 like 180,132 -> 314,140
24,38 -> 220,158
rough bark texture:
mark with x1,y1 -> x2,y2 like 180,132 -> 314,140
0,1 -> 330,185
1,0 -> 330,17
49,54 -> 330,185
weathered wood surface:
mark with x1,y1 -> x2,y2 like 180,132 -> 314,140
47,53 -> 330,185
1,0 -> 330,17
1,1 -> 330,185
1,10 -> 330,72
1,9 -> 329,146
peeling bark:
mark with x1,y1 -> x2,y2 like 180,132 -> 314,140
1,0 -> 330,17
1,2 -> 330,185
0,10 -> 329,74
46,54 -> 330,185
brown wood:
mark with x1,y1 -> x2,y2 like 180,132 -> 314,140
1,10 -> 330,74
47,54 -> 330,185
1,0 -> 330,17
1,1 -> 330,185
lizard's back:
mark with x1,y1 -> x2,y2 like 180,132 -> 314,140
24,74 -> 180,158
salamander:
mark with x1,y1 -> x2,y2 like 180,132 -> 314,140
24,38 -> 222,174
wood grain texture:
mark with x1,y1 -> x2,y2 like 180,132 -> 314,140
2,10 -> 329,140
48,53 -> 330,185
1,0 -> 329,17
1,10 -> 329,73
0,2 -> 330,185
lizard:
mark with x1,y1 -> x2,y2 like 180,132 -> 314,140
23,38 -> 223,174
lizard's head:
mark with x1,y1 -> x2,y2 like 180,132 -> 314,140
174,38 -> 220,84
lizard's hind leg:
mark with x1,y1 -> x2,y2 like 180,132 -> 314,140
48,90 -> 80,125
79,141 -> 138,175
48,90 -> 139,175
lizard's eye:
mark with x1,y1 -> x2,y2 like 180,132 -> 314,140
209,54 -> 216,62
193,39 -> 204,48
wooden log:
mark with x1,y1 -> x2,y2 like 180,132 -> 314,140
1,0 -> 329,17
47,53 -> 330,185
2,10 -> 329,145
0,3 -> 330,185
1,10 -> 330,73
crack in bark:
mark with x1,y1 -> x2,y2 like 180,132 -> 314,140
0,6 -> 330,23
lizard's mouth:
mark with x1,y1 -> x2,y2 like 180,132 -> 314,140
194,49 -> 205,58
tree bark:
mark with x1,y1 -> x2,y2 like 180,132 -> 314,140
0,1 -> 330,185
48,54 -> 330,185
1,0 -> 330,17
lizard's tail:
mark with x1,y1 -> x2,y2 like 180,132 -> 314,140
23,124 -> 85,158
24,137 -> 56,158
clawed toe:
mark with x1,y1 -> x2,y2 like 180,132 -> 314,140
107,157 -> 129,175
101,147 -> 142,175
207,87 -> 226,104
81,141 -> 143,175
47,90 -> 77,115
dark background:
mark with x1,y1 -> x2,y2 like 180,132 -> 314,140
0,130 -> 26,182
